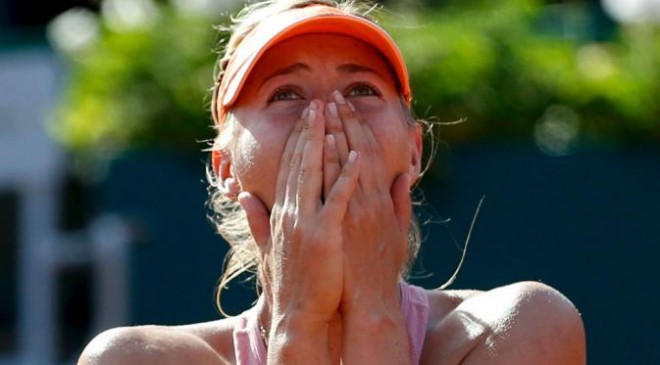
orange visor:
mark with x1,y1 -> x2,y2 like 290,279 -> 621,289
212,4 -> 411,124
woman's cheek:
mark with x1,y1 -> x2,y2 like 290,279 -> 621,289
233,123 -> 293,203
268,101 -> 309,122
354,102 -> 407,133
350,98 -> 402,120
355,102 -> 413,176
232,132 -> 260,183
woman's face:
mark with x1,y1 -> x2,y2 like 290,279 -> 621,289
228,33 -> 421,209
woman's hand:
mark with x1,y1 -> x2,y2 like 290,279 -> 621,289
238,101 -> 360,363
324,91 -> 412,364
327,91 -> 410,313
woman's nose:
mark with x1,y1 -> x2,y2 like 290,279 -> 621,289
308,85 -> 340,105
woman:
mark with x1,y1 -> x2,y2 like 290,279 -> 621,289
78,1 -> 586,364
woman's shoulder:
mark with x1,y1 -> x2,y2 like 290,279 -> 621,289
77,317 -> 240,365
423,281 -> 586,365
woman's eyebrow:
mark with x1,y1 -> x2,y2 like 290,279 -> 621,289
262,62 -> 311,85
337,63 -> 384,78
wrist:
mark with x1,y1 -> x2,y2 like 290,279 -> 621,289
342,285 -> 407,338
270,312 -> 331,337
268,313 -> 332,363
341,307 -> 412,365
342,283 -> 401,315
343,305 -> 406,331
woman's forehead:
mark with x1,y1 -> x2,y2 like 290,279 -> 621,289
250,33 -> 396,80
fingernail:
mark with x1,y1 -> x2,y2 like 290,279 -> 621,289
347,101 -> 355,112
237,191 -> 248,205
348,150 -> 357,163
301,106 -> 310,119
325,134 -> 335,148
328,102 -> 338,118
308,102 -> 316,122
333,90 -> 345,104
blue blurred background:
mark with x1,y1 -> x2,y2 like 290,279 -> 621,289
1,0 -> 659,364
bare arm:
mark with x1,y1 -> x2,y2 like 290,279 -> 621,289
421,282 -> 586,365
77,326 -> 227,365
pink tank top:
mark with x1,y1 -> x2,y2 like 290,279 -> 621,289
232,283 -> 430,364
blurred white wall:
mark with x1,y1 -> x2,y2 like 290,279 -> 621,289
0,46 -> 65,365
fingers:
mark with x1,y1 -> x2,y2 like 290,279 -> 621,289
284,116 -> 311,205
322,150 -> 361,226
325,95 -> 349,165
323,134 -> 341,202
296,101 -> 325,213
331,91 -> 360,158
238,191 -> 270,248
275,107 -> 308,207
275,99 -> 352,215
284,101 -> 319,208
332,91 -> 385,193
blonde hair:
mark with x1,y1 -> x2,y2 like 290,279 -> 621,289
207,0 -> 423,316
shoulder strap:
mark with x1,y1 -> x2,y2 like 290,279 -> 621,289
400,282 -> 431,365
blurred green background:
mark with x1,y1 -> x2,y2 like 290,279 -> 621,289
2,0 -> 659,363
50,0 -> 660,157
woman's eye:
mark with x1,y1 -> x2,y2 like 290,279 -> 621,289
346,83 -> 380,97
270,87 -> 301,102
